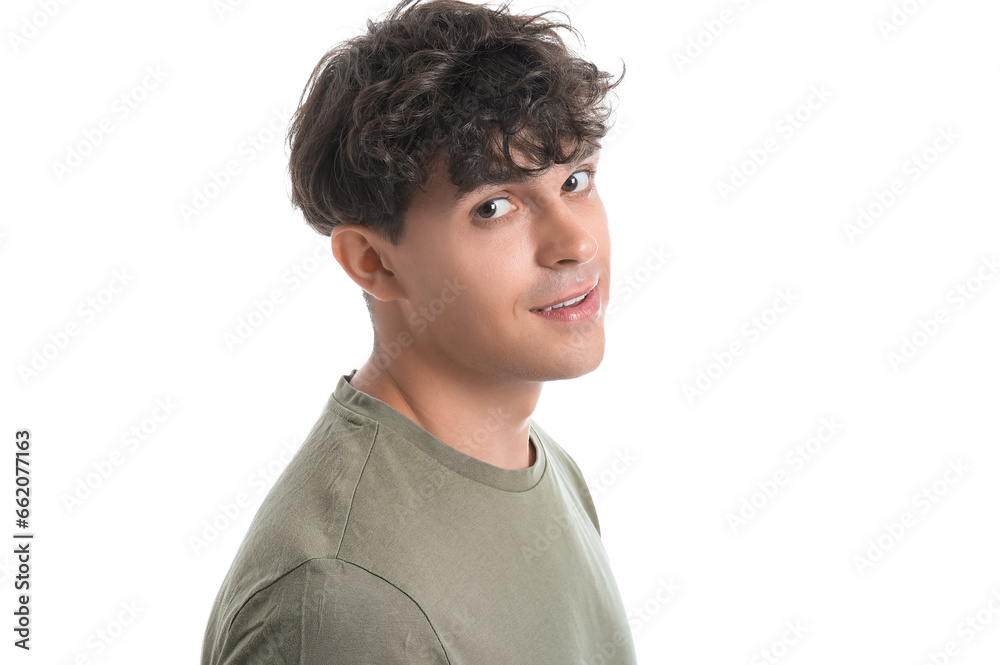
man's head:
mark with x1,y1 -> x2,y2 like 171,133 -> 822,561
287,0 -> 623,383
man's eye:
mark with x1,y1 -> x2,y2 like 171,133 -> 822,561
562,169 -> 593,193
474,197 -> 515,220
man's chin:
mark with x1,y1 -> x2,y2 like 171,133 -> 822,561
521,344 -> 606,382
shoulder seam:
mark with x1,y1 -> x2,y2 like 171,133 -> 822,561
224,411 -> 378,638
336,421 -> 380,557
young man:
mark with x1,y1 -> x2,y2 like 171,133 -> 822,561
201,0 -> 634,662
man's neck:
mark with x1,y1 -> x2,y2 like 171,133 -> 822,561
348,357 -> 540,470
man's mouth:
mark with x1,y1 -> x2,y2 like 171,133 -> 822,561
530,281 -> 599,316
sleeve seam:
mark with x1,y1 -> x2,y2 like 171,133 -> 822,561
225,556 -> 451,664
225,557 -> 317,636
335,557 -> 452,664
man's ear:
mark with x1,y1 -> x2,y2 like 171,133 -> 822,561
330,224 -> 405,302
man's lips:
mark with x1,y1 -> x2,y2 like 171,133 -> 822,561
530,280 -> 599,312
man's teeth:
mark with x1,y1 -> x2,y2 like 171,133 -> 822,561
542,293 -> 586,311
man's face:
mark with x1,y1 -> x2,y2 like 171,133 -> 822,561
380,146 -> 611,384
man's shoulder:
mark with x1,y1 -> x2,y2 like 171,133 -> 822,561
242,396 -> 377,562
202,396 -> 380,652
202,393 -> 453,663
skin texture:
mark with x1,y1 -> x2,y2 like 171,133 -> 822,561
330,146 -> 611,470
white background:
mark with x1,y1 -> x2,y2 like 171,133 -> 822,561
3,0 -> 999,663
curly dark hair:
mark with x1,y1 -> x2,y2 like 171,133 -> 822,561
287,0 -> 623,249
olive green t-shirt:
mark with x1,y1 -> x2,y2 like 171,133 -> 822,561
201,370 -> 636,664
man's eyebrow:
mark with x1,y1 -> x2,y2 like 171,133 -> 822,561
450,144 -> 602,204
578,142 -> 599,162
